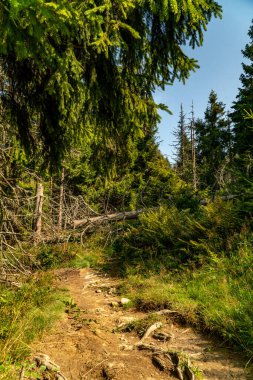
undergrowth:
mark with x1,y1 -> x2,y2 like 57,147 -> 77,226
110,200 -> 239,274
0,234 -> 107,379
0,273 -> 67,380
33,238 -> 104,270
106,199 -> 253,357
1,195 -> 251,379
120,242 -> 253,355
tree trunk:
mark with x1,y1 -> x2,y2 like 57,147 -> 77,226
190,102 -> 197,191
73,210 -> 143,229
33,182 -> 44,242
58,168 -> 65,230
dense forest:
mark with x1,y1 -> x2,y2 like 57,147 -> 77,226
0,1 -> 252,379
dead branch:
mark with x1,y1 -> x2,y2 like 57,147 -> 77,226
0,279 -> 22,288
73,209 -> 143,229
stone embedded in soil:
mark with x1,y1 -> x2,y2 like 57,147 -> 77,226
120,344 -> 134,350
101,361 -> 125,379
96,289 -> 102,293
73,324 -> 82,331
120,297 -> 131,305
102,365 -> 116,379
96,307 -> 105,313
117,316 -> 137,325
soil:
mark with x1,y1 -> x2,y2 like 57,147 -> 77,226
33,268 -> 252,380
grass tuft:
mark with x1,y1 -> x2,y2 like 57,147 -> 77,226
121,245 -> 253,355
0,273 -> 67,379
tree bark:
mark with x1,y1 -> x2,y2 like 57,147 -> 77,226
33,182 -> 44,241
190,102 -> 197,191
73,210 -> 143,229
58,168 -> 65,230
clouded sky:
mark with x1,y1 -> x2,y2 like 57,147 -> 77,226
155,0 -> 253,162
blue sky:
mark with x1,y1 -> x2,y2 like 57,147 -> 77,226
155,0 -> 253,161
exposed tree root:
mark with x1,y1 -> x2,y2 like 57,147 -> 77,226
33,353 -> 67,380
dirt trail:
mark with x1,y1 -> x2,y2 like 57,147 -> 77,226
34,268 -> 251,380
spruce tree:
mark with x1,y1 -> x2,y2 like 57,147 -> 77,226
174,104 -> 192,183
195,90 -> 231,191
230,20 -> 253,176
0,0 -> 222,166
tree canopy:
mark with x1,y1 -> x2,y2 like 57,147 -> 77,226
0,0 -> 222,165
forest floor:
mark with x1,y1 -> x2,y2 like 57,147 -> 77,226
32,268 -> 251,380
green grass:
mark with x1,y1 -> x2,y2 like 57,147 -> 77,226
0,235 -> 107,379
1,204 -> 251,379
120,244 -> 253,356
109,202 -> 239,275
53,212 -> 253,357
102,201 -> 253,356
28,215 -> 253,358
34,239 -> 105,270
0,273 -> 67,380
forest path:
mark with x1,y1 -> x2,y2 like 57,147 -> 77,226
33,268 -> 250,380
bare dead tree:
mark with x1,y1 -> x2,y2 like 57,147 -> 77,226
33,182 -> 44,242
190,101 -> 197,191
58,168 -> 65,230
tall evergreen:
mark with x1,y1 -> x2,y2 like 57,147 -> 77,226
230,20 -> 253,176
0,0 -> 222,166
195,90 -> 231,191
174,104 -> 192,183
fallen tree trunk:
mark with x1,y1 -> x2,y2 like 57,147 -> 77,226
73,210 -> 143,229
73,193 -> 238,228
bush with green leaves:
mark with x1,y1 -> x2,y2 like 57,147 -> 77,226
35,244 -> 76,269
34,242 -> 102,270
111,198 -> 239,273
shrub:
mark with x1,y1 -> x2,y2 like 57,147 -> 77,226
111,199 -> 239,273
